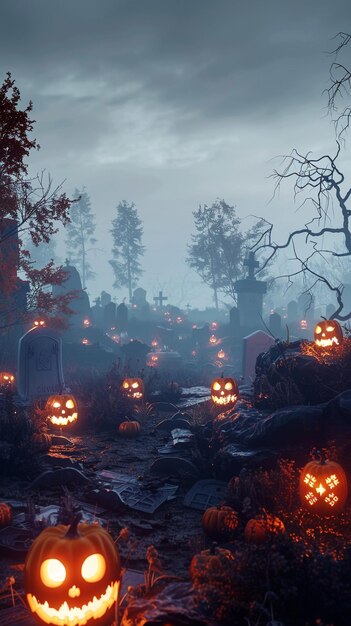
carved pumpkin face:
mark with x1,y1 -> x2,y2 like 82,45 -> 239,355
314,320 -> 343,348
300,457 -> 348,515
46,395 -> 78,428
211,377 -> 239,407
121,378 -> 144,401
24,519 -> 120,626
0,371 -> 15,388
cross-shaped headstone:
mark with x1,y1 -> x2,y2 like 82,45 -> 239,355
244,251 -> 259,279
153,290 -> 168,308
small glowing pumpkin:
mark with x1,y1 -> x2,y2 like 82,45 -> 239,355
314,319 -> 343,348
0,371 -> 15,388
0,502 -> 13,528
211,376 -> 239,407
46,395 -> 78,428
24,516 -> 121,626
299,455 -> 348,515
202,505 -> 239,540
244,514 -> 285,544
121,378 -> 144,401
118,420 -> 141,437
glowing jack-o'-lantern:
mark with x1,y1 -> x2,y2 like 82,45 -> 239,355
24,516 -> 121,626
299,454 -> 348,515
211,376 -> 239,407
314,319 -> 343,348
46,395 -> 78,428
121,378 -> 144,401
0,371 -> 15,388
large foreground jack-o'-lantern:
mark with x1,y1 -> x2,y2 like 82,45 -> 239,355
121,378 -> 144,401
314,320 -> 343,348
24,516 -> 121,626
299,454 -> 348,515
211,376 -> 239,407
46,395 -> 78,428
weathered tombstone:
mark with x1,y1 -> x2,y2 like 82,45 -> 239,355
104,301 -> 116,330
120,340 -> 149,373
100,291 -> 111,307
287,300 -> 298,324
52,261 -> 90,327
17,326 -> 65,402
269,312 -> 282,338
234,252 -> 267,331
242,330 -> 275,385
326,303 -> 335,319
229,306 -> 240,337
91,297 -> 104,328
155,325 -> 176,349
116,302 -> 128,332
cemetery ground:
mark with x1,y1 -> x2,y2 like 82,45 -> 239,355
1,346 -> 351,625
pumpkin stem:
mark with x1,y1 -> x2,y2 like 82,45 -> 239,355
210,542 -> 218,555
65,512 -> 82,538
317,449 -> 326,465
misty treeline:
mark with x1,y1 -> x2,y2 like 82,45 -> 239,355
3,30 -> 351,319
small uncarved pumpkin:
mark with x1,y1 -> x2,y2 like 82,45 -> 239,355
202,505 -> 239,540
244,514 -> 285,544
314,319 -> 343,348
118,420 -> 141,437
299,456 -> 348,515
0,503 -> 13,528
190,543 -> 235,587
24,516 -> 121,626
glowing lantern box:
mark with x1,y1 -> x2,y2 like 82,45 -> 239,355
299,456 -> 348,515
24,517 -> 121,626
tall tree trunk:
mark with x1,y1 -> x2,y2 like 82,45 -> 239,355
127,255 -> 132,302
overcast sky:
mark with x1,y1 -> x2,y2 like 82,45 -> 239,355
1,0 -> 351,308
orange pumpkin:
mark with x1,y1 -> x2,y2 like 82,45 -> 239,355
190,544 -> 235,587
24,517 -> 121,626
0,503 -> 12,528
299,456 -> 348,515
211,376 -> 239,407
314,319 -> 343,348
244,514 -> 285,544
202,505 -> 239,540
121,378 -> 144,401
118,420 -> 141,437
0,371 -> 15,388
46,395 -> 78,428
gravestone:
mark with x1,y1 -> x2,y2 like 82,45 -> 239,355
104,301 -> 116,330
242,330 -> 275,385
234,252 -> 267,331
100,291 -> 111,307
116,302 -> 128,332
326,303 -> 335,319
17,326 -> 65,402
269,312 -> 282,338
229,306 -> 240,337
91,297 -> 104,328
52,261 -> 90,327
298,292 -> 314,323
120,340 -> 149,373
287,300 -> 298,324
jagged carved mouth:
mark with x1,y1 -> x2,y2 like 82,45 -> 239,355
50,413 -> 78,426
27,580 -> 118,626
315,337 -> 339,348
211,394 -> 238,405
128,392 -> 142,399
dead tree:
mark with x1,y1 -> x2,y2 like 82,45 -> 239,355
252,141 -> 351,320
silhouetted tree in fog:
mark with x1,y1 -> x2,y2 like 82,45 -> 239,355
110,200 -> 145,302
65,187 -> 96,288
187,199 -> 266,308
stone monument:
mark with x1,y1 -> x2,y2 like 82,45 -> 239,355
234,252 -> 267,332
